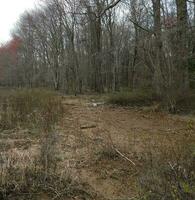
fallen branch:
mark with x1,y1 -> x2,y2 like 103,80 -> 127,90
106,132 -> 136,166
80,124 -> 96,129
113,147 -> 136,166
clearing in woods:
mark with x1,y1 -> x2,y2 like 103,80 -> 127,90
56,96 -> 195,199
1,95 -> 195,199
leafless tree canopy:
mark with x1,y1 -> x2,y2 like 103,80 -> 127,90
0,0 -> 194,104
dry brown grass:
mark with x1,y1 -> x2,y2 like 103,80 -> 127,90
0,90 -> 102,200
107,90 -> 157,107
0,147 -> 99,200
0,93 -> 195,200
0,89 -> 64,131
136,133 -> 195,200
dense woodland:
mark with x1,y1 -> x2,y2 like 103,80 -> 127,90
0,0 -> 195,107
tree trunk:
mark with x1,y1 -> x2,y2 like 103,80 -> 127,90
152,0 -> 164,97
176,0 -> 189,93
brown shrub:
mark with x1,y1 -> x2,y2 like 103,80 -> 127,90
0,89 -> 64,131
138,137 -> 195,200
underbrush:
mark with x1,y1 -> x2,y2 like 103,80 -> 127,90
107,90 -> 157,107
107,89 -> 195,115
138,136 -> 195,200
0,89 -> 78,199
0,132 -> 97,200
175,91 -> 195,114
0,89 -> 101,200
0,89 -> 64,131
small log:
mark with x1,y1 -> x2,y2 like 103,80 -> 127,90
80,124 -> 96,129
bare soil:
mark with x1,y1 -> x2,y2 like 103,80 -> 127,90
1,95 -> 195,200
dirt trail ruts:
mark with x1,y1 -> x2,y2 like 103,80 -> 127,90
1,96 -> 194,200
59,96 -> 195,200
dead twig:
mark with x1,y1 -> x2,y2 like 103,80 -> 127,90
107,133 -> 136,166
113,147 -> 136,166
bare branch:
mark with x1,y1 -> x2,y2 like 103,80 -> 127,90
99,0 -> 122,17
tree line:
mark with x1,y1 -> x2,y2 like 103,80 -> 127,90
0,0 -> 194,106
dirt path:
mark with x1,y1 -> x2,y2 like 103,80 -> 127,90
1,96 -> 194,200
59,96 -> 195,200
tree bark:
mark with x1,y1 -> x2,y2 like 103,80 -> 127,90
152,0 -> 164,97
176,0 -> 189,92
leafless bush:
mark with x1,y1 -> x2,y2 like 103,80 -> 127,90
0,142 -> 99,200
138,138 -> 195,200
96,146 -> 120,161
107,90 -> 157,107
40,131 -> 60,178
0,89 -> 64,131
